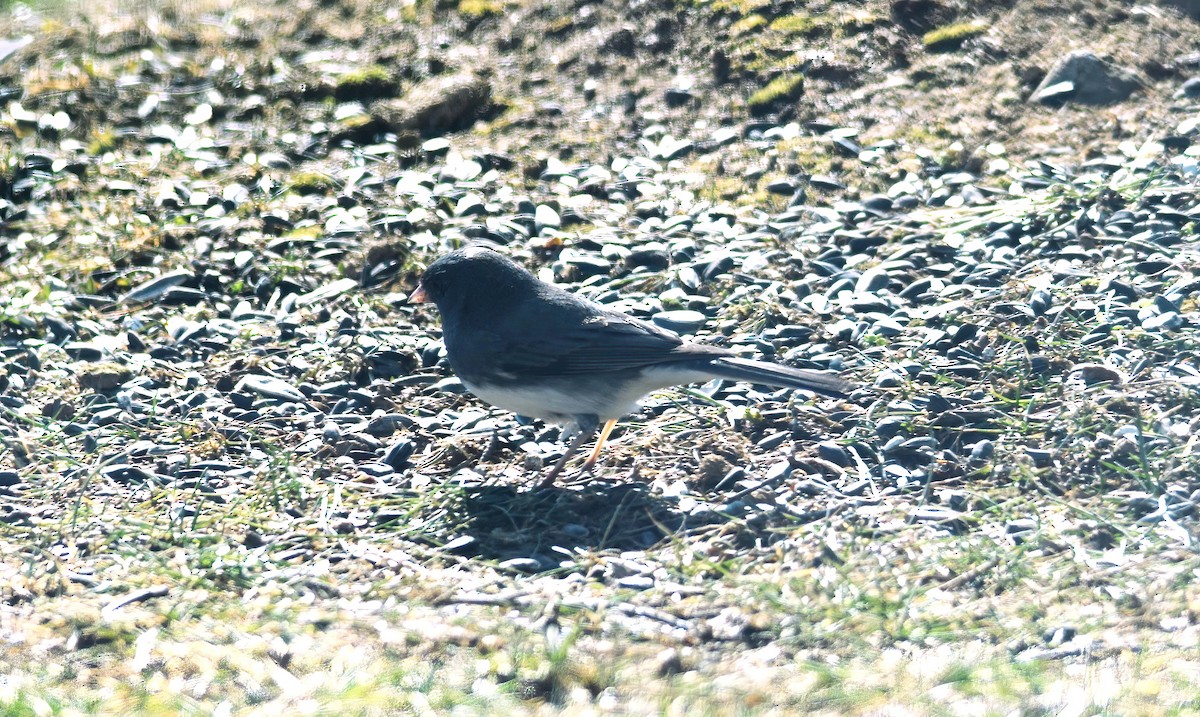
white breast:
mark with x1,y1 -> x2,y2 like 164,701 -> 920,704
463,365 -> 718,423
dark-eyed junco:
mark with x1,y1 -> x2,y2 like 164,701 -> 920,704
411,246 -> 852,485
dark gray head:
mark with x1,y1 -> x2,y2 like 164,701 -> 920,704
414,246 -> 538,317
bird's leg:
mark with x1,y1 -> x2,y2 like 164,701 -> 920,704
580,418 -> 619,472
539,419 -> 598,487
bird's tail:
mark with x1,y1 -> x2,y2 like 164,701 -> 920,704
704,356 -> 852,397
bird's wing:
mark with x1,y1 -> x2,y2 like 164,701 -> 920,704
484,311 -> 728,377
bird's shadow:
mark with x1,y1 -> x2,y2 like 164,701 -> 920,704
444,479 -> 705,566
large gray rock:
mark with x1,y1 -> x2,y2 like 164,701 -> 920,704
1030,50 -> 1143,105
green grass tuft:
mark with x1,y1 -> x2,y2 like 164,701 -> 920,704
288,171 -> 336,195
768,14 -> 826,36
458,0 -> 504,20
335,65 -> 396,100
729,13 -> 766,37
747,73 -> 804,115
922,21 -> 989,51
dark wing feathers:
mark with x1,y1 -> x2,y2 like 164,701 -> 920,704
484,312 -> 731,377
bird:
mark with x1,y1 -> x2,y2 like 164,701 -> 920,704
410,245 -> 852,485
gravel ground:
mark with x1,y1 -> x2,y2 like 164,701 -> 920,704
2,0 -> 1200,713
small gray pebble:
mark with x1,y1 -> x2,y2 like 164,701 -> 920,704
875,417 -> 907,440
816,441 -> 851,467
383,439 -> 414,470
969,440 -> 995,465
616,576 -> 654,590
358,463 -> 395,477
764,460 -> 793,481
652,310 -> 707,333
756,432 -> 789,451
498,557 -> 545,573
1025,448 -> 1053,467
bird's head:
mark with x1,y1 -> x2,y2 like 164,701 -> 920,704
411,245 -> 535,317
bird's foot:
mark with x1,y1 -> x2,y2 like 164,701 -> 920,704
563,463 -> 598,485
537,460 -> 567,488
538,461 -> 597,488
536,419 -> 599,488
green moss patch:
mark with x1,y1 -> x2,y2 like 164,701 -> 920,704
458,0 -> 504,20
769,14 -> 826,36
747,73 -> 804,115
729,14 -> 766,37
334,65 -> 397,101
922,21 -> 989,52
288,171 -> 336,195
